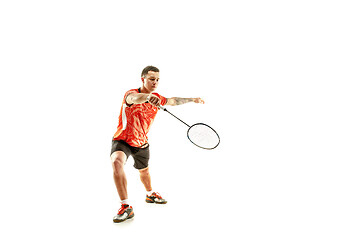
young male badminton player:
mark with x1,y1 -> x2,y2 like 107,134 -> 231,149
111,66 -> 204,223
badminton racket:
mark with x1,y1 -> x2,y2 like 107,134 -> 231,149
159,105 -> 220,150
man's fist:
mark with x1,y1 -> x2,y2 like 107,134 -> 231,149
147,94 -> 161,107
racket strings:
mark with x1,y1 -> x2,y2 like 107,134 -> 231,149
187,124 -> 220,149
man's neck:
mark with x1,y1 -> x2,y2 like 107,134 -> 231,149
140,86 -> 152,94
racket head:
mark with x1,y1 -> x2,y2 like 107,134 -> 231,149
187,123 -> 220,150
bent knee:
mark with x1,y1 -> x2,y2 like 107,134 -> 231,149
112,160 -> 126,176
112,159 -> 124,169
111,152 -> 127,171
139,167 -> 149,174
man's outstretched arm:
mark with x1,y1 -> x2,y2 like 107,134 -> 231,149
166,97 -> 205,106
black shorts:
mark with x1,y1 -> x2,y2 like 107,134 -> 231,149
110,140 -> 150,170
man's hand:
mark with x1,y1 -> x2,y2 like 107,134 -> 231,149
147,94 -> 161,107
193,98 -> 205,104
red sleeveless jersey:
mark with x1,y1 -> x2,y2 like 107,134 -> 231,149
113,88 -> 167,147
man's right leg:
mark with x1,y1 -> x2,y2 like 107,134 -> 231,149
111,151 -> 128,201
111,151 -> 134,222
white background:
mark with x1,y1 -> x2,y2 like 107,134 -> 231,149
1,0 -> 359,239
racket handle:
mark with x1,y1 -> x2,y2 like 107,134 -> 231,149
158,105 -> 166,111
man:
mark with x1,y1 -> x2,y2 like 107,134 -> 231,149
111,66 -> 204,223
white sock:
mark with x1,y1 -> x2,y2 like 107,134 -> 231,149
121,199 -> 128,205
147,191 -> 153,196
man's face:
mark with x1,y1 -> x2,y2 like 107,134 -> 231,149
142,71 -> 160,92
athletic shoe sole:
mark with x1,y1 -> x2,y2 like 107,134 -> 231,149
113,210 -> 135,223
146,198 -> 167,204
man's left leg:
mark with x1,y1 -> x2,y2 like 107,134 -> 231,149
138,167 -> 167,204
139,167 -> 152,192
134,146 -> 167,204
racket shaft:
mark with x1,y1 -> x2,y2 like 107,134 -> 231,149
160,107 -> 190,127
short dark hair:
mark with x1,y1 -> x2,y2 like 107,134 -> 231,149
141,66 -> 159,78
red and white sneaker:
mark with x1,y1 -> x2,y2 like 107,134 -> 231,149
113,204 -> 134,223
146,192 -> 167,204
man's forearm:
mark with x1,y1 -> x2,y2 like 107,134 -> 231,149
127,93 -> 149,104
166,97 -> 195,106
